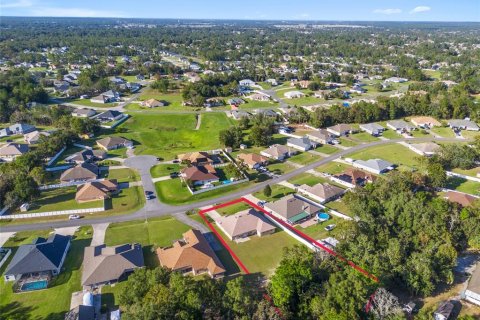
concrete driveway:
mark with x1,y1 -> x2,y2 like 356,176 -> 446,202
90,223 -> 110,246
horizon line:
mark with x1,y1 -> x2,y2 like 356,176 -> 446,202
0,16 -> 479,23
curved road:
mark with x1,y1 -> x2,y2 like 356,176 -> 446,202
0,136 -> 466,233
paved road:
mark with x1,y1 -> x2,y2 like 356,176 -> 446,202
0,137 -> 466,233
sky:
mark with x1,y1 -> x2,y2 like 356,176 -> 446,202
0,0 -> 478,22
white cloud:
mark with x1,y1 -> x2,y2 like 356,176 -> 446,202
373,8 -> 402,15
30,7 -> 124,18
410,6 -> 431,14
0,0 -> 33,9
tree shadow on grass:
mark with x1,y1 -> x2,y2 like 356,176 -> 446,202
446,177 -> 467,190
0,301 -> 37,320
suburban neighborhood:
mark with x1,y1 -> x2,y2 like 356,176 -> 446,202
0,6 -> 479,320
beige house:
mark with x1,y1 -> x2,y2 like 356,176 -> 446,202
177,152 -> 213,166
75,180 -> 118,203
215,209 -> 276,240
141,98 -> 165,108
306,129 -> 335,144
0,143 -> 29,161
96,137 -> 133,151
82,243 -> 144,288
60,163 -> 99,183
157,229 -> 225,278
297,183 -> 345,204
407,142 -> 440,156
24,130 -> 50,144
260,144 -> 296,161
264,194 -> 321,225
410,116 -> 441,128
327,124 -> 353,137
236,153 -> 269,169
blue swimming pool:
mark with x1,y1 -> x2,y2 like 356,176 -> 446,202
317,212 -> 330,222
20,280 -> 48,291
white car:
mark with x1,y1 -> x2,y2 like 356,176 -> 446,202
68,214 -> 81,220
324,224 -> 336,231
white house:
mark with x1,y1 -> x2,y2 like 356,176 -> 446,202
287,136 -> 317,152
448,119 -> 479,131
352,159 -> 395,174
359,123 -> 385,136
464,262 -> 480,306
239,79 -> 255,87
284,91 -> 305,99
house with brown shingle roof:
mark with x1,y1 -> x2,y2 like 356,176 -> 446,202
306,129 -> 335,144
157,229 -> 225,279
141,98 -> 165,108
82,243 -> 144,288
0,143 -> 29,161
332,168 -> 376,188
236,153 -> 269,169
60,163 -> 99,183
96,137 -> 133,151
75,180 -> 118,203
445,191 -> 478,207
215,209 -> 276,241
260,144 -> 296,161
177,152 -> 213,166
180,165 -> 219,186
24,130 -> 50,144
297,183 -> 345,204
264,194 -> 321,225
327,124 -> 354,137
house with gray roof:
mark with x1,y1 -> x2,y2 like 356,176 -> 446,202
407,142 -> 440,156
352,159 -> 395,174
464,262 -> 480,306
306,129 -> 335,144
215,209 -> 276,241
287,136 -> 317,151
448,119 -> 479,131
297,183 -> 345,204
4,234 -> 71,282
60,163 -> 99,183
260,144 -> 296,161
253,109 -> 277,118
0,143 -> 29,161
82,243 -> 144,288
0,123 -> 36,137
359,123 -> 385,136
386,120 -> 416,132
230,110 -> 251,120
327,124 -> 353,137
264,194 -> 321,225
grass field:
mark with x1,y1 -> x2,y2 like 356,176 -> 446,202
288,173 -> 328,186
69,98 -> 118,108
117,113 -> 235,159
101,168 -> 140,183
461,130 -> 480,139
318,144 -> 341,154
452,167 -> 480,178
350,132 -> 380,143
338,137 -> 359,147
288,152 -> 321,165
380,129 -> 402,140
326,198 -> 353,216
212,226 -> 299,276
150,163 -> 182,178
430,127 -> 456,138
253,184 -> 295,202
295,216 -> 342,240
316,162 -> 352,175
216,202 -> 251,216
25,187 -> 103,213
0,227 -> 92,320
446,177 -> 480,195
155,178 -> 253,205
267,161 -> 296,174
348,143 -> 421,170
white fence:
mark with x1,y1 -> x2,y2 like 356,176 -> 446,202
101,114 -> 130,129
46,146 -> 67,166
188,178 -> 249,195
73,143 -> 92,150
447,171 -> 480,183
0,207 -> 105,220
0,249 -> 12,269
39,178 -> 106,190
45,165 -> 73,172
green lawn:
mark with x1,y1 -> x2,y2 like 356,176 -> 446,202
155,178 -> 253,205
0,227 -> 93,320
411,129 -> 431,138
338,137 -> 359,147
267,161 -> 296,174
380,129 -> 402,140
461,131 -> 480,139
430,127 -> 456,138
117,113 -> 235,159
349,132 -> 380,143
317,144 -> 340,155
105,216 -> 193,269
101,168 -> 140,183
253,184 -> 295,202
326,198 -> 353,216
105,186 -> 145,215
285,96 -> 320,106
315,162 -> 352,175
288,173 -> 328,186
25,187 -> 104,213
69,98 -> 118,108
348,143 -> 420,170
452,167 -> 480,178
288,152 -> 321,165
215,202 -> 251,216
446,177 -> 480,195
212,226 -> 299,276
150,164 -> 182,178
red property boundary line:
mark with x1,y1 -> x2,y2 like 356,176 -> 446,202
198,197 -> 378,283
